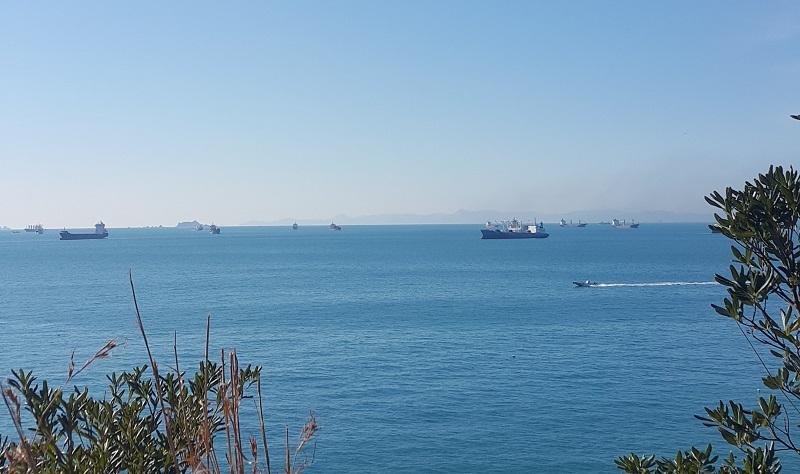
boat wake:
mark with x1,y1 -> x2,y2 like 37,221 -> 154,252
592,281 -> 718,288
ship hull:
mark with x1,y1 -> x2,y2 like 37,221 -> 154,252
481,229 -> 549,239
60,231 -> 108,240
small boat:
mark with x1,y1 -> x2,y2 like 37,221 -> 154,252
573,280 -> 598,288
292,222 -> 299,230
195,223 -> 205,231
559,218 -> 568,227
25,224 -> 44,234
576,221 -> 587,228
629,220 -> 640,228
329,222 -> 342,231
209,224 -> 221,234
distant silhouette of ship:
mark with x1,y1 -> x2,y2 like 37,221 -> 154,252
60,222 -> 108,240
25,224 -> 44,234
292,222 -> 299,230
611,218 -> 639,228
329,222 -> 342,231
209,224 -> 221,234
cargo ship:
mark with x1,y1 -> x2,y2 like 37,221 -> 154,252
25,224 -> 44,234
481,219 -> 549,239
60,222 -> 108,240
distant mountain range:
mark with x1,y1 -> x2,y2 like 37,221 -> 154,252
240,209 -> 714,226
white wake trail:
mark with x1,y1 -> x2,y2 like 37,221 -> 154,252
592,281 -> 718,288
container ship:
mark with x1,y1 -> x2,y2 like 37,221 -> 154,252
60,222 -> 108,240
481,219 -> 549,239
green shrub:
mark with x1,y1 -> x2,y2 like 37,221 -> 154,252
1,274 -> 317,473
617,166 -> 800,473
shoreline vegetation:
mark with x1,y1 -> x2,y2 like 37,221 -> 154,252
617,166 -> 799,473
0,272 -> 317,473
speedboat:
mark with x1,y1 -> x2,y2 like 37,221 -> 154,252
573,280 -> 598,288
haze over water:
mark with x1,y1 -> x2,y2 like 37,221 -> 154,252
2,2 -> 797,227
0,224 -> 770,472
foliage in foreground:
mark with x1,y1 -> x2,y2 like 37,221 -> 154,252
0,275 -> 317,473
617,166 -> 800,473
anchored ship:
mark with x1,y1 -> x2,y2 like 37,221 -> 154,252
25,224 -> 44,234
611,218 -> 640,228
60,222 -> 108,240
481,219 -> 549,239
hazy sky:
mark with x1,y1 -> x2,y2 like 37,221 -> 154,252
1,1 -> 799,227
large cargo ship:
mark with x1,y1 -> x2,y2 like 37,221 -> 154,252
60,222 -> 108,240
481,219 -> 549,239
25,224 -> 44,234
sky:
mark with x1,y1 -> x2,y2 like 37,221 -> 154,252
1,1 -> 799,227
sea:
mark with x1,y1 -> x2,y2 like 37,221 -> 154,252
0,224 -> 779,472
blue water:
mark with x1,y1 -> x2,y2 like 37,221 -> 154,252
0,224 -> 775,471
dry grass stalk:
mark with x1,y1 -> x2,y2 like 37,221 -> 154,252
250,436 -> 258,474
231,351 -> 246,473
257,376 -> 272,474
0,383 -> 35,473
66,338 -> 119,383
284,426 -> 290,474
221,348 -> 234,474
129,270 -> 181,473
203,314 -> 213,470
